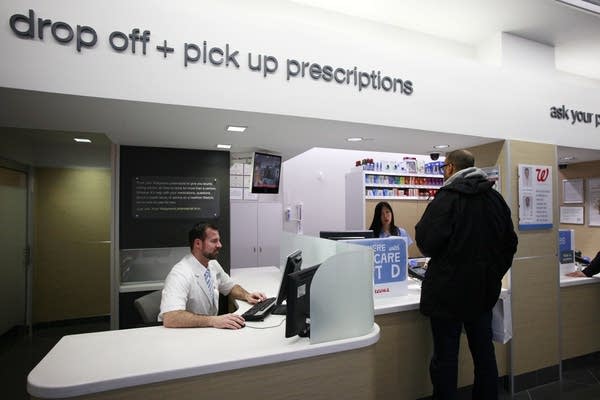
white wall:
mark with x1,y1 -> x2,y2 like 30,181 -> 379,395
2,0 -> 600,150
282,147 -> 438,237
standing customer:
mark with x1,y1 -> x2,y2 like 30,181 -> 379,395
369,201 -> 414,246
415,150 -> 518,400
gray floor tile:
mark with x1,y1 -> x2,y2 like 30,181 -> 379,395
558,384 -> 600,400
587,365 -> 600,384
511,391 -> 532,400
0,320 -> 109,400
562,367 -> 599,386
528,380 -> 595,400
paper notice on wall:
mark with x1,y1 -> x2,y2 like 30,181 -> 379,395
230,163 -> 244,175
588,177 -> 600,226
560,206 -> 583,224
230,187 -> 243,200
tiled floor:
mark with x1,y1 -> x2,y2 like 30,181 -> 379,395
420,362 -> 600,400
0,318 -> 110,400
2,320 -> 600,399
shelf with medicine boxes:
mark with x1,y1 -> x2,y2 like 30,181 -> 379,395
345,159 -> 445,231
362,171 -> 443,199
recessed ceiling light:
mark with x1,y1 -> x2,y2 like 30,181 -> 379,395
226,125 -> 247,133
74,138 -> 92,143
433,144 -> 449,149
346,137 -> 363,142
560,156 -> 575,161
217,144 -> 232,149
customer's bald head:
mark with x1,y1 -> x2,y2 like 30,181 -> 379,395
445,150 -> 474,172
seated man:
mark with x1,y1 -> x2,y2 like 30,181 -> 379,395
159,223 -> 266,329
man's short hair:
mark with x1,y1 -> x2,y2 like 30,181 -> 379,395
188,223 -> 219,250
446,149 -> 475,171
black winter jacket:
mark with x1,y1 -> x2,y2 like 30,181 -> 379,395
583,252 -> 600,277
415,168 -> 518,321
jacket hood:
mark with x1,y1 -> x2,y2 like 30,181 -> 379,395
442,167 -> 492,195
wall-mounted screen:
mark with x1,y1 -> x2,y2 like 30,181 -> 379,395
251,152 -> 282,194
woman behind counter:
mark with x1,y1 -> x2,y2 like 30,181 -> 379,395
368,201 -> 413,246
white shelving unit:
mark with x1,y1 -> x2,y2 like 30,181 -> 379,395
345,167 -> 443,229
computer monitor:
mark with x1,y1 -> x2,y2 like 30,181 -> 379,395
319,230 -> 374,241
271,249 -> 303,315
285,264 -> 320,338
251,151 -> 282,194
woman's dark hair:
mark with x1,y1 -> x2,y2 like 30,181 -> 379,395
368,201 -> 396,237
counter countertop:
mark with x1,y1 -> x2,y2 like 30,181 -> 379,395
232,266 -> 425,316
28,266 -> 379,399
373,281 -> 422,315
560,273 -> 600,288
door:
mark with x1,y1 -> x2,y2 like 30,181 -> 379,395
257,202 -> 282,267
0,167 -> 28,335
230,202 -> 259,268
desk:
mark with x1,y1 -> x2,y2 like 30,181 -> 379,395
370,281 -> 510,399
560,273 -> 600,361
28,267 -> 379,399
29,267 -> 509,400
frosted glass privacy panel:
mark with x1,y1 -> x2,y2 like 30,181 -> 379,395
280,232 -> 336,269
120,247 -> 188,283
310,249 -> 375,344
279,232 -> 369,270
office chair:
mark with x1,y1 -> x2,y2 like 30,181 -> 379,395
134,290 -> 163,325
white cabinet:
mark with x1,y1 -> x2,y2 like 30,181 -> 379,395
230,202 -> 282,268
345,167 -> 443,230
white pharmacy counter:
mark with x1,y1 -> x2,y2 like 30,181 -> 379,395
28,267 -> 379,400
560,271 -> 600,362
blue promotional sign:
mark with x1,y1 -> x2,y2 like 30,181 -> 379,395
344,237 -> 408,297
558,229 -> 575,265
558,229 -> 572,252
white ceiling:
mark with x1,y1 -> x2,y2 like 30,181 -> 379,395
2,0 -> 600,166
291,0 -> 600,48
0,87 -> 501,165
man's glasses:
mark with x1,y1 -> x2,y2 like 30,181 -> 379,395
440,163 -> 451,171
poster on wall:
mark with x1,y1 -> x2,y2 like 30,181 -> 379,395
132,176 -> 220,219
562,179 -> 584,204
518,164 -> 553,230
588,177 -> 600,226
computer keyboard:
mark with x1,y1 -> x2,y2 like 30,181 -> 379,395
408,266 -> 427,281
241,297 -> 276,321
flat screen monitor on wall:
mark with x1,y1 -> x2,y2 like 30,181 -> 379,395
271,249 -> 303,315
251,152 -> 282,194
285,263 -> 320,338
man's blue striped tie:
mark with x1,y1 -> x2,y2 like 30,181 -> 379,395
204,268 -> 214,305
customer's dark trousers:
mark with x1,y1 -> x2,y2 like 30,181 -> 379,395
429,309 -> 498,400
